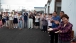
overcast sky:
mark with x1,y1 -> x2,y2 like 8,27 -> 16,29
1,0 -> 47,11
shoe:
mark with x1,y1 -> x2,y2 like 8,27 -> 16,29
9,28 -> 10,29
41,29 -> 43,31
43,31 -> 44,32
16,27 -> 17,28
49,35 -> 51,36
19,28 -> 22,30
12,28 -> 13,29
45,31 -> 47,32
14,27 -> 15,28
31,28 -> 33,29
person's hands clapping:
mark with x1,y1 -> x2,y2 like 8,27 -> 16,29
55,30 -> 62,33
55,31 -> 60,33
47,28 -> 53,31
55,21 -> 60,24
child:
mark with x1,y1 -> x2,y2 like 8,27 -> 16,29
0,19 -> 2,28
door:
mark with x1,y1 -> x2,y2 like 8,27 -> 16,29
57,7 -> 61,15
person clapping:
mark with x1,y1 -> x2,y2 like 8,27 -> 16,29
48,14 -> 73,43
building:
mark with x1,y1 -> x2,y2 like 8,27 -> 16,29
45,0 -> 61,14
45,0 -> 51,14
45,0 -> 76,36
45,4 -> 47,13
34,7 -> 45,13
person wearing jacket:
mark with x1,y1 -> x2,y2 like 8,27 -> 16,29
42,14 -> 48,32
48,14 -> 73,43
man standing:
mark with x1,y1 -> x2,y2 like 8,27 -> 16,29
24,11 -> 28,28
9,12 -> 13,29
50,11 -> 61,43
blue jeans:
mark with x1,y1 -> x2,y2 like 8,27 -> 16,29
18,20 -> 23,29
24,20 -> 28,28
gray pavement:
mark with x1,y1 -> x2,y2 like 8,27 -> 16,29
0,27 -> 50,43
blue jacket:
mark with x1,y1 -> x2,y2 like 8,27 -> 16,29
24,13 -> 28,21
52,16 -> 61,28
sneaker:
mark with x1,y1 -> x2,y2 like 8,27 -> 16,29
41,29 -> 43,31
19,28 -> 22,30
14,27 -> 15,28
9,28 -> 10,29
49,35 -> 51,36
45,31 -> 47,32
16,27 -> 17,28
31,28 -> 33,29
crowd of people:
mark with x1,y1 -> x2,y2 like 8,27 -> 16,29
0,11 -> 26,29
0,10 -> 73,43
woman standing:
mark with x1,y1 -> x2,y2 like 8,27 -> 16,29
46,14 -> 52,36
28,12 -> 33,29
13,12 -> 18,29
48,14 -> 73,43
9,12 -> 13,29
5,12 -> 9,28
46,14 -> 52,28
2,12 -> 6,27
39,13 -> 44,30
35,14 -> 40,29
18,13 -> 23,30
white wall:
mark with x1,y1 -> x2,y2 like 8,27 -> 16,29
61,0 -> 76,36
49,0 -> 55,13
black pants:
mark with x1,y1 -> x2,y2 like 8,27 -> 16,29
43,25 -> 47,32
24,20 -> 27,28
48,26 -> 52,35
2,19 -> 5,25
50,31 -> 58,43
